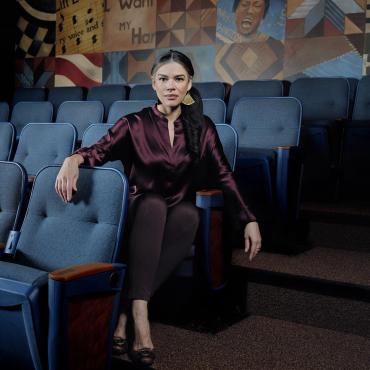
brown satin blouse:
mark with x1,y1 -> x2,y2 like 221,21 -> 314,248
75,105 -> 256,227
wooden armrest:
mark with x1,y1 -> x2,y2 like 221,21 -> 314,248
273,145 -> 294,150
0,242 -> 5,251
196,189 -> 223,196
49,262 -> 114,282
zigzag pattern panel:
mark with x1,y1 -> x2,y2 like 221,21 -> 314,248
55,53 -> 103,87
15,0 -> 56,58
156,0 -> 217,48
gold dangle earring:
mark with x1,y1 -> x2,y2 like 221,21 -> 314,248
182,92 -> 195,105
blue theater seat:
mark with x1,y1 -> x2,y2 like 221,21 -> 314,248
10,101 -> 53,139
12,87 -> 46,107
56,101 -> 104,141
289,77 -> 349,200
47,86 -> 85,118
129,84 -> 157,100
107,100 -> 156,124
0,161 -> 27,249
227,80 -> 284,122
81,124 -> 125,173
13,123 -> 77,178
340,76 -> 370,199
87,84 -> 130,121
231,97 -> 303,250
0,122 -> 15,161
203,98 -> 226,124
0,101 -> 9,121
0,165 -> 129,370
192,82 -> 225,100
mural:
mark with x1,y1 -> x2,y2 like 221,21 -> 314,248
284,0 -> 365,79
56,0 -> 104,55
103,0 -> 156,52
55,53 -> 103,86
216,0 -> 286,43
13,0 -> 370,88
15,0 -> 56,58
156,0 -> 217,48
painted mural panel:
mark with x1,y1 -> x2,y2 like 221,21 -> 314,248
156,0 -> 217,48
55,53 -> 103,87
363,0 -> 370,74
216,0 -> 286,43
285,0 -> 365,79
103,0 -> 156,52
103,45 -> 217,84
15,57 -> 55,88
15,0 -> 56,58
56,0 -> 104,55
215,40 -> 284,83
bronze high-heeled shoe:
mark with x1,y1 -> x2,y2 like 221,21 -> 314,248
112,336 -> 128,356
129,347 -> 155,367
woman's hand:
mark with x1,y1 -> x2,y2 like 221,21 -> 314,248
244,221 -> 262,261
55,154 -> 84,202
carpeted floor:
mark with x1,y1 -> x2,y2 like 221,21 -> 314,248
113,315 -> 370,370
232,248 -> 370,289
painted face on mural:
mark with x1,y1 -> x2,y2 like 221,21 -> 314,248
152,61 -> 192,110
235,0 -> 266,35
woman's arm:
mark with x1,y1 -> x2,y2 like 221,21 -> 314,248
203,120 -> 262,260
55,117 -> 131,202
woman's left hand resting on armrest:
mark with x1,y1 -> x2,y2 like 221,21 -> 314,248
244,221 -> 262,261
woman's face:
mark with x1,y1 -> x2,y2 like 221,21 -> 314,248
235,0 -> 265,35
152,61 -> 192,110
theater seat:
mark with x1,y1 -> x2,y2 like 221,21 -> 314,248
81,124 -> 125,173
107,100 -> 156,124
231,97 -> 303,250
0,122 -> 15,161
0,165 -> 129,370
0,161 -> 27,253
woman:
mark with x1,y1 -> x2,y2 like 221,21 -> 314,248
55,50 -> 262,368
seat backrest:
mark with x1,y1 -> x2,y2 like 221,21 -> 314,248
203,99 -> 226,124
10,101 -> 53,136
215,124 -> 238,171
129,84 -> 157,100
0,122 -> 15,161
81,124 -> 125,172
351,76 -> 370,120
12,87 -> 46,107
0,161 -> 27,242
87,85 -> 130,121
48,86 -> 85,114
56,100 -> 104,140
13,123 -> 77,176
231,97 -> 302,148
227,80 -> 284,122
289,77 -> 349,120
0,102 -> 9,121
16,165 -> 129,271
193,82 -> 225,100
107,100 -> 156,124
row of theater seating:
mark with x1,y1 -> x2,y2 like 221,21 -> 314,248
1,89 -> 368,203
8,76 -> 364,122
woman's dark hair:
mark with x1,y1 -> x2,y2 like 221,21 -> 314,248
151,49 -> 203,161
232,0 -> 270,16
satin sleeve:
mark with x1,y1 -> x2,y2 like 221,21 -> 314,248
203,120 -> 257,226
74,117 -> 131,167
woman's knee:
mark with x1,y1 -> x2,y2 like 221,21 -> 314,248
169,202 -> 200,233
135,193 -> 167,217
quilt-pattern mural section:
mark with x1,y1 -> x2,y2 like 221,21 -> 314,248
14,0 -> 369,88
